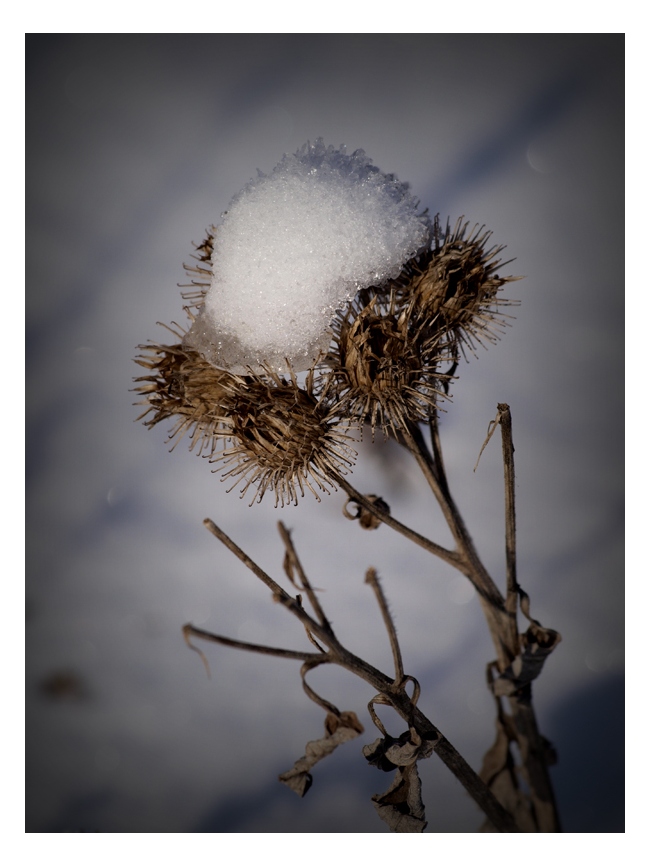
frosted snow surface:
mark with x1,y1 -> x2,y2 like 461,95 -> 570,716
184,139 -> 431,373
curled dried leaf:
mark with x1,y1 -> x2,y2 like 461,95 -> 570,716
364,730 -> 436,831
478,707 -> 538,833
363,729 -> 436,772
279,711 -> 364,798
371,763 -> 428,833
342,494 -> 390,530
491,601 -> 561,698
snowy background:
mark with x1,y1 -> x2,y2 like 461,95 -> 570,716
26,34 -> 624,833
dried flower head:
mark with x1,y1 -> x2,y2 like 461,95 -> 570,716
321,293 -> 449,439
391,216 -> 519,360
215,367 -> 356,507
133,326 -> 237,457
135,206 -> 517,506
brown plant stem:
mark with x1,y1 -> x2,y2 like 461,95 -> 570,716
402,419 -> 513,670
183,623 -> 323,662
497,403 -> 520,653
365,567 -> 404,684
496,406 -> 562,832
412,409 -> 560,832
335,476 -> 462,571
278,521 -> 333,634
192,518 -> 520,833
337,411 -> 560,832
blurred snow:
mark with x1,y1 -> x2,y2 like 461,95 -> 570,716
26,34 -> 624,833
187,139 -> 429,372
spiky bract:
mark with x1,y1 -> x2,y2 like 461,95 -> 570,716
216,367 -> 356,506
178,227 -> 216,315
321,294 -> 449,439
392,217 -> 519,360
134,330 -> 236,457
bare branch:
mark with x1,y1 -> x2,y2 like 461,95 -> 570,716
183,623 -> 324,663
198,515 -> 521,833
497,403 -> 519,652
365,568 -> 404,684
394,423 -> 515,674
278,521 -> 333,634
202,518 -> 343,655
203,518 -> 287,598
335,476 -> 462,570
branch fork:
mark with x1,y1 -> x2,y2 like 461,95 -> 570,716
183,406 -> 559,832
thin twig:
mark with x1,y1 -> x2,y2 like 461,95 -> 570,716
278,521 -> 332,634
365,567 -> 404,684
203,518 -> 287,598
388,414 -> 561,831
397,421 -> 513,667
428,412 -> 448,493
335,476 -> 462,570
183,623 -> 324,662
203,519 -> 347,658
497,404 -> 519,652
194,520 -> 521,832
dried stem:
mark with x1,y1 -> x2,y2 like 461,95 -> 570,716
278,521 -> 333,634
335,476 -> 462,570
339,432 -> 514,669
189,519 -> 520,833
409,423 -> 509,633
365,567 -> 404,684
497,403 -> 519,651
194,413 -> 559,832
496,405 -> 562,832
399,409 -> 561,832
183,623 -> 323,663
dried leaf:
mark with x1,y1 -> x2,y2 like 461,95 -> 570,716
364,728 -> 436,768
372,763 -> 427,833
342,494 -> 391,530
479,712 -> 536,833
363,730 -> 436,832
491,623 -> 561,697
359,495 -> 391,530
279,711 -> 364,797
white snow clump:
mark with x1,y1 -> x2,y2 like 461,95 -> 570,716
184,139 -> 431,373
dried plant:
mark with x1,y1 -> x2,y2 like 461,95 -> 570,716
134,215 -> 561,833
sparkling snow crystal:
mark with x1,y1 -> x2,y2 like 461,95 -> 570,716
184,139 -> 431,373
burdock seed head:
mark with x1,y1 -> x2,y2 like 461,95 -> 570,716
321,293 -> 449,439
134,335 -> 355,507
133,326 -> 238,458
393,216 -> 520,360
215,366 -> 357,507
135,230 -> 357,507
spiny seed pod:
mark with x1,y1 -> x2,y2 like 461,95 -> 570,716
133,326 -> 238,458
215,366 -> 357,507
396,217 -> 519,359
322,294 -> 449,439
